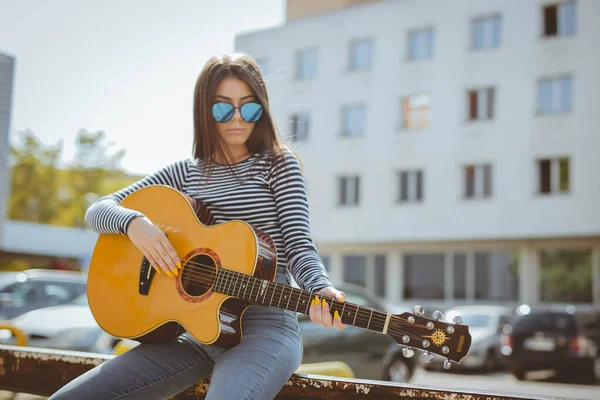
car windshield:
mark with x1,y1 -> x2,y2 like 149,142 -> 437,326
511,312 -> 578,334
0,273 -> 17,290
71,293 -> 88,306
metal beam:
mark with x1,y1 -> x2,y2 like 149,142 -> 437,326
0,345 -> 566,400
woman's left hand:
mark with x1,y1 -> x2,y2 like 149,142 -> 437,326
309,286 -> 346,331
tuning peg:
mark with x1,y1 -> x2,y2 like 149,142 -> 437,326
422,352 -> 433,363
444,359 -> 452,370
402,347 -> 414,358
432,310 -> 443,321
413,305 -> 424,316
453,316 -> 463,325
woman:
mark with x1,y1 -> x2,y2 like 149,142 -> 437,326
49,53 -> 345,400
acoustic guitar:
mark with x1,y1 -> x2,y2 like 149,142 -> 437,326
87,185 -> 472,368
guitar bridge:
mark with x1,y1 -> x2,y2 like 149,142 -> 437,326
139,257 -> 156,295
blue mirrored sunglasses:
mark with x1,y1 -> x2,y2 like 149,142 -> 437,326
212,102 -> 263,123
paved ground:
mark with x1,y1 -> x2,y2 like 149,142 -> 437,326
411,367 -> 600,400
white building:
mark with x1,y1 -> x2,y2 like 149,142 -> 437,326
0,53 -> 15,244
235,0 -> 600,309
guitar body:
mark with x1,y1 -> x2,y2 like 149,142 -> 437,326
87,185 -> 278,349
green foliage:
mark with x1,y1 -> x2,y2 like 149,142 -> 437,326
540,249 -> 592,303
8,129 -> 140,228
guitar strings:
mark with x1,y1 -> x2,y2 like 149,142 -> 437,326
171,259 -> 433,331
147,261 -> 451,349
154,259 -> 437,333
174,263 -> 435,337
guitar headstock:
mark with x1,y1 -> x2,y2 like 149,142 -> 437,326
387,306 -> 471,369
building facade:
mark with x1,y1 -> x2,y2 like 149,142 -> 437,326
235,0 -> 600,310
0,53 -> 15,245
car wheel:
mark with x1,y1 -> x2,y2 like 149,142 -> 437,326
484,350 -> 498,372
385,357 -> 413,383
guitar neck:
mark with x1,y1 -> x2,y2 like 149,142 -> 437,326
214,268 -> 389,334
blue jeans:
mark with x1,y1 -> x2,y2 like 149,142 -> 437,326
48,303 -> 303,400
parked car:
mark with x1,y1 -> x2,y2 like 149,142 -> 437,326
0,269 -> 87,320
298,283 -> 416,382
422,304 -> 513,372
500,304 -> 600,383
4,282 -> 417,382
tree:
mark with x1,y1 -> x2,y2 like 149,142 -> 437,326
8,130 -> 63,224
8,129 -> 138,228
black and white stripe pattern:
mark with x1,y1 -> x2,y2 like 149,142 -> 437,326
84,147 -> 332,293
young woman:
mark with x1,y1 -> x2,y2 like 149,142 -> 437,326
49,53 -> 345,400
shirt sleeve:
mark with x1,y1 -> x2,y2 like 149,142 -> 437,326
84,159 -> 190,235
268,148 -> 333,293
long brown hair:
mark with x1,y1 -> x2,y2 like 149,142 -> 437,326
192,53 -> 285,172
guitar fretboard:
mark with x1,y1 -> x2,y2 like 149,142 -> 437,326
213,268 -> 388,333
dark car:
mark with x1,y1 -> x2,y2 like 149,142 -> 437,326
500,305 -> 600,383
0,269 -> 87,320
298,283 -> 416,382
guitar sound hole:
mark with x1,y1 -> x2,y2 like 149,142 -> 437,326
181,254 -> 217,297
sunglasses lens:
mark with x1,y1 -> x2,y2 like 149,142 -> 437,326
212,103 -> 234,123
241,102 -> 263,123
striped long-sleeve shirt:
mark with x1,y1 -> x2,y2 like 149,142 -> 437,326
84,147 -> 333,293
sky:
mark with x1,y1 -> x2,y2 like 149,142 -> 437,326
0,0 -> 285,175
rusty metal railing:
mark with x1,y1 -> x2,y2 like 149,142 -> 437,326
0,345 -> 564,400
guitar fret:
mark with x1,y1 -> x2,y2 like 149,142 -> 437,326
285,287 -> 292,310
231,272 -> 238,296
215,270 -> 222,293
242,274 -> 249,299
223,270 -> 231,295
367,309 -> 373,330
305,292 -> 313,314
277,284 -> 284,308
352,305 -> 358,326
249,277 -> 256,301
294,289 -> 302,312
269,282 -> 277,306
237,272 -> 243,298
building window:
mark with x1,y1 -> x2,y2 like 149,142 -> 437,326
467,87 -> 495,121
464,164 -> 492,199
343,255 -> 367,287
374,255 -> 386,298
408,28 -> 434,61
471,15 -> 502,50
295,48 -> 317,80
474,251 -> 519,301
403,253 -> 444,299
338,176 -> 360,206
400,93 -> 430,130
349,38 -> 373,71
543,1 -> 576,37
538,157 -> 570,194
342,104 -> 366,137
538,75 -> 573,114
453,253 -> 467,299
255,57 -> 269,76
289,113 -> 309,143
397,170 -> 423,203
540,249 -> 592,303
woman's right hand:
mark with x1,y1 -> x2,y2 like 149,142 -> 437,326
126,216 -> 181,277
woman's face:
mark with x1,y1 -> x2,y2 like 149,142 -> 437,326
213,77 -> 258,152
